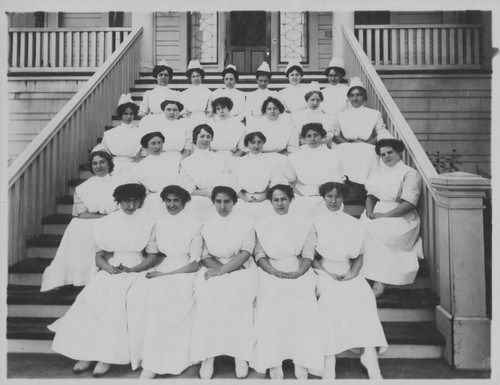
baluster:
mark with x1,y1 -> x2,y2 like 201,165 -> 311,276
374,28 -> 380,66
473,28 -> 480,65
82,31 -> 89,67
75,32 -> 81,67
106,31 -> 113,60
27,32 -> 34,67
50,31 -> 57,68
408,28 -> 414,66
90,31 -> 97,67
115,30 -> 121,50
399,28 -> 405,65
11,32 -> 19,67
416,28 -> 422,66
366,29 -> 372,63
465,28 -> 472,64
424,28 -> 431,65
98,31 -> 105,66
42,32 -> 49,67
382,28 -> 389,65
358,29 -> 364,57
19,32 -> 26,67
433,28 -> 439,65
59,32 -> 65,67
440,28 -> 447,65
67,32 -> 73,66
391,29 -> 397,65
457,28 -> 464,65
449,27 -> 456,65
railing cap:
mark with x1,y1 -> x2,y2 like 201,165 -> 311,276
431,172 -> 491,190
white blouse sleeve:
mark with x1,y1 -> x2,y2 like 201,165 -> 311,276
72,192 -> 88,217
282,159 -> 298,184
145,225 -> 159,254
139,90 -> 150,117
300,226 -> 317,260
189,230 -> 203,262
399,169 -> 422,207
253,236 -> 267,262
240,228 -> 256,254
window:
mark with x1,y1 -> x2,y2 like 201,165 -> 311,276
279,12 -> 308,63
189,12 -> 218,64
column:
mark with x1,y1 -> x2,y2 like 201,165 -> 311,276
132,12 -> 154,72
331,12 -> 354,60
431,172 -> 491,370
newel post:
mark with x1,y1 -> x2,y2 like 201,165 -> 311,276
431,172 -> 491,370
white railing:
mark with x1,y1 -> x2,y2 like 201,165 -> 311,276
8,27 -> 132,71
355,24 -> 484,70
8,27 -> 142,266
343,25 -> 440,293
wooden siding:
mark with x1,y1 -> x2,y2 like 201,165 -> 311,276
59,13 -> 105,28
318,12 -> 333,70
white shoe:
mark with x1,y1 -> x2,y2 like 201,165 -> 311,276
234,358 -> 249,379
140,369 -> 157,379
294,364 -> 308,380
200,357 -> 214,380
73,360 -> 92,374
92,361 -> 111,378
323,355 -> 336,379
269,365 -> 284,380
360,349 -> 383,379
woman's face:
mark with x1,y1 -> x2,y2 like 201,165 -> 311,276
256,75 -> 269,90
164,103 -> 180,120
214,192 -> 234,217
215,104 -> 230,120
323,188 -> 344,212
190,71 -> 202,86
224,73 -> 236,89
265,102 -> 280,121
288,69 -> 302,86
164,193 -> 185,215
121,107 -> 135,125
196,129 -> 213,150
304,129 -> 322,148
379,146 -> 402,167
271,189 -> 291,215
348,88 -> 366,108
327,69 -> 341,85
247,136 -> 264,155
147,136 -> 164,155
120,197 -> 141,215
91,155 -> 109,177
156,70 -> 170,86
307,93 -> 322,111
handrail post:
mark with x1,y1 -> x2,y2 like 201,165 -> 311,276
431,172 -> 491,370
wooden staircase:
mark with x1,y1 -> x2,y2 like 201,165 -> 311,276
7,73 -> 445,371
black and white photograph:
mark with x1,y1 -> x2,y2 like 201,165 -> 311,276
1,0 -> 498,383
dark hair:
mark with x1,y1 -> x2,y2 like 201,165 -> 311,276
116,102 -> 139,117
211,97 -> 233,113
285,65 -> 303,77
347,86 -> 367,100
323,66 -> 346,78
244,131 -> 267,147
186,68 -> 205,79
319,182 -> 350,199
305,90 -> 324,102
113,183 -> 147,203
375,139 -> 406,155
211,186 -> 238,204
261,96 -> 285,115
152,65 -> 173,80
222,67 -> 239,81
160,99 -> 184,112
300,122 -> 327,139
192,124 -> 214,144
140,131 -> 165,148
160,185 -> 191,205
267,184 -> 294,201
255,71 -> 271,80
88,150 -> 114,174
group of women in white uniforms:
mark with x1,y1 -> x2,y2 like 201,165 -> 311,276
41,56 -> 424,380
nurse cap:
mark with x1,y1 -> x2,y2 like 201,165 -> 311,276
256,61 -> 271,74
348,77 -> 366,93
212,175 -> 239,194
152,58 -> 173,79
324,57 -> 346,77
163,175 -> 196,196
186,59 -> 205,78
285,59 -> 303,76
222,64 -> 239,80
117,93 -> 134,107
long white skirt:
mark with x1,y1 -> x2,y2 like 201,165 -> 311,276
316,270 -> 387,355
360,201 -> 423,285
336,142 -> 378,185
127,273 -> 197,374
191,266 -> 258,362
253,268 -> 323,373
41,218 -> 99,292
48,261 -> 144,364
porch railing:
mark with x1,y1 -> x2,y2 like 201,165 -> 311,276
8,27 -> 132,71
343,25 -> 440,293
8,27 -> 142,266
354,24 -> 484,70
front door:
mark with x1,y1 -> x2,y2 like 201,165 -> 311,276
226,11 -> 271,73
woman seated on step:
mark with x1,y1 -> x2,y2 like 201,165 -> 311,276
253,184 -> 323,380
360,139 -> 423,298
127,183 -> 202,379
210,64 -> 246,122
40,151 -> 118,292
313,181 -> 387,380
179,60 -> 213,127
48,183 -> 158,378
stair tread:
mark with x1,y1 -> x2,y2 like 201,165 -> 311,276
27,234 -> 63,248
56,195 -> 74,205
41,214 -> 73,225
67,178 -> 85,187
6,316 -> 444,345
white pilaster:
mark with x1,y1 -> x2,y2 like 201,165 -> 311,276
132,12 -> 154,73
331,12 -> 354,61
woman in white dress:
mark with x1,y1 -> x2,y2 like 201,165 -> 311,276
127,184 -> 202,379
321,57 -> 350,115
313,182 -> 387,379
139,99 -> 192,161
94,93 -> 142,177
181,124 -> 227,220
283,123 -> 344,218
208,97 -> 245,158
179,60 -> 212,127
138,59 -> 179,118
41,151 -> 118,292
49,183 -> 158,377
278,60 -> 311,114
210,64 -> 246,121
332,77 -> 392,184
245,96 -> 298,155
361,139 -> 423,297
245,61 -> 277,124
253,184 -> 323,379
191,183 -> 258,379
